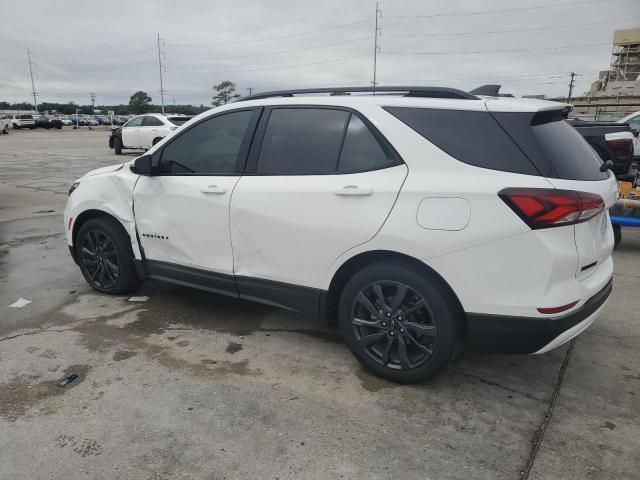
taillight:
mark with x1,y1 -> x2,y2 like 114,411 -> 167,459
499,188 -> 604,229
607,138 -> 633,160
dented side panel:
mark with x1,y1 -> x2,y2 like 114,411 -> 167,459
64,163 -> 142,259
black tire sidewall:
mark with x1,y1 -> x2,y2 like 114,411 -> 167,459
114,137 -> 122,155
339,260 -> 460,383
75,217 -> 139,294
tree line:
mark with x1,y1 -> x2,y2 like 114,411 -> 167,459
1,81 -> 248,116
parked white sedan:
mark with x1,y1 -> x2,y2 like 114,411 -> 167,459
109,113 -> 194,154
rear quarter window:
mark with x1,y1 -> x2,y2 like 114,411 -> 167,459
384,107 -> 539,176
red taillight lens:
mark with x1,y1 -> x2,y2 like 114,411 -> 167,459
499,188 -> 604,229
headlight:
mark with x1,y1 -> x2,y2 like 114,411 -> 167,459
68,182 -> 80,196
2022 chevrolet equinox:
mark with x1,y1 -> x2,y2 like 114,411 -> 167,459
64,86 -> 616,383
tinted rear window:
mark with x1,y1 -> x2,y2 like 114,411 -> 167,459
19,115 -> 33,119
257,108 -> 349,175
384,107 -> 539,176
168,116 -> 192,126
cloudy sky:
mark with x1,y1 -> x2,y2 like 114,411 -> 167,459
0,0 -> 638,106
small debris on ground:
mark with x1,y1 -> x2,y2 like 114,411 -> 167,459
9,297 -> 32,308
128,296 -> 149,302
57,374 -> 79,388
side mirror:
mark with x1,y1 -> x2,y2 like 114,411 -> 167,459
131,154 -> 153,175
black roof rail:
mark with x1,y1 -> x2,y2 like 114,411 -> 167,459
234,86 -> 478,102
469,84 -> 515,97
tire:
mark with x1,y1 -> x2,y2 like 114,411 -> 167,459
13,123 -> 18,129
57,125 -> 62,129
613,225 -> 622,249
75,216 -> 140,294
114,136 -> 123,155
152,137 -> 162,146
2,125 -> 8,134
339,260 -> 460,383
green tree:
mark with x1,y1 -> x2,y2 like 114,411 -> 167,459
212,81 -> 240,107
129,91 -> 152,114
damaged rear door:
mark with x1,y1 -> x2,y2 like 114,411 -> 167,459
133,108 -> 261,282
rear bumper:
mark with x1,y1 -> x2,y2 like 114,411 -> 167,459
464,278 -> 612,354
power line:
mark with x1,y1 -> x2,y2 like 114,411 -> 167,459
386,0 -> 619,19
386,17 -> 640,37
190,53 -> 370,75
27,49 -> 38,112
167,18 -> 372,47
196,36 -> 372,61
383,42 -> 610,56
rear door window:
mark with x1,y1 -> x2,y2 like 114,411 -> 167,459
125,117 -> 143,127
142,116 -> 164,127
257,108 -> 349,175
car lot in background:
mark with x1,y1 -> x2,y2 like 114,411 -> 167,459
1,127 -> 639,479
108,113 -> 194,153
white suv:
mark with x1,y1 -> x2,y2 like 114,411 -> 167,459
65,86 -> 616,383
110,113 -> 193,154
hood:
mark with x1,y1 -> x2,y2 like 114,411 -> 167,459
82,163 -> 124,178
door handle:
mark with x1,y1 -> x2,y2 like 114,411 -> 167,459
334,185 -> 373,197
201,185 -> 227,194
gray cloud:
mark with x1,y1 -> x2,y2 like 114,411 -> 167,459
0,0 -> 637,106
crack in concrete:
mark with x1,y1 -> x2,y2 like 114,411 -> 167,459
0,328 -> 75,343
519,338 -> 576,480
449,369 -> 546,404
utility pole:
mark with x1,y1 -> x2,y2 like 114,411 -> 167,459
89,92 -> 96,113
247,87 -> 254,95
567,72 -> 576,102
157,33 -> 166,114
27,49 -> 38,112
372,2 -> 382,93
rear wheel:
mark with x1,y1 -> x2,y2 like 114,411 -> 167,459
2,125 -> 8,134
114,136 -> 123,155
152,137 -> 162,146
613,225 -> 622,249
75,217 -> 140,294
339,260 -> 460,383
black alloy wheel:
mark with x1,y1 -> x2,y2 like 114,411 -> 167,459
79,228 -> 120,290
351,281 -> 437,370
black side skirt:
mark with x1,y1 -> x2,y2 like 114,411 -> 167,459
145,260 -> 324,323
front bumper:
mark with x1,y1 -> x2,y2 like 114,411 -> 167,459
464,278 -> 612,354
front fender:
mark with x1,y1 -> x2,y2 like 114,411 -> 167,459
64,168 -> 141,260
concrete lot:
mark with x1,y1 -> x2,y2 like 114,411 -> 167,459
1,128 -> 638,480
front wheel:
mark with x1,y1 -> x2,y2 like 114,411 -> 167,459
339,261 -> 460,384
75,217 -> 140,294
113,136 -> 123,155
2,125 -> 8,134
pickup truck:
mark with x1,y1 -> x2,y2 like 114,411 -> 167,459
567,118 -> 636,176
617,111 -> 640,159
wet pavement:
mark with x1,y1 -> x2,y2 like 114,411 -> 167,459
1,128 -> 639,479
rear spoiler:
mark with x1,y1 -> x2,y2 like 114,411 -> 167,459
469,84 -> 514,97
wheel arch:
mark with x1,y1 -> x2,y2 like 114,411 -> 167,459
324,250 -> 466,332
72,209 -> 130,248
